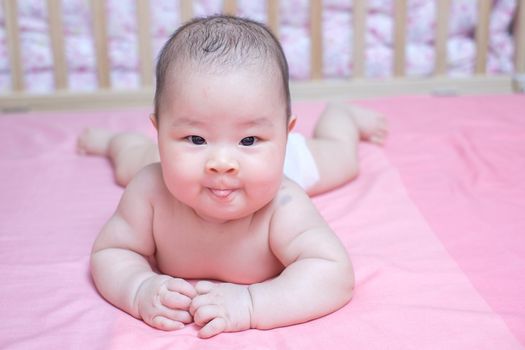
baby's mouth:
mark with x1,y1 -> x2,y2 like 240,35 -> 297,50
208,188 -> 237,199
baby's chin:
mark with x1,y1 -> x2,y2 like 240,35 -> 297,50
192,208 -> 254,224
192,198 -> 273,224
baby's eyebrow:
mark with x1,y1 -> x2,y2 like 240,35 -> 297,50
172,118 -> 203,127
239,118 -> 274,128
171,117 -> 274,129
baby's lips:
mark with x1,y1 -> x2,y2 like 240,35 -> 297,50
209,188 -> 235,198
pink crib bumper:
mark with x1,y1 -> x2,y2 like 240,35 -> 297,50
0,0 -> 518,92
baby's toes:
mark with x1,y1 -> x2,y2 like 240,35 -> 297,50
369,128 -> 388,145
76,131 -> 90,154
369,134 -> 385,145
370,119 -> 388,144
377,121 -> 389,136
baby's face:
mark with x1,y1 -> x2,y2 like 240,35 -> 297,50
156,67 -> 291,223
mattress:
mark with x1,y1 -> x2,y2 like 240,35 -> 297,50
0,94 -> 524,349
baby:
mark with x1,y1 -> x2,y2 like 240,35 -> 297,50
86,15 -> 387,338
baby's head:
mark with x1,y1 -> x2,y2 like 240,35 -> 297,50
151,16 -> 295,222
153,15 -> 290,121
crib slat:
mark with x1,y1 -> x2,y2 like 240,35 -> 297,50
136,0 -> 153,87
310,0 -> 323,80
352,0 -> 366,78
267,0 -> 280,38
475,0 -> 492,74
91,0 -> 111,88
393,0 -> 407,77
47,0 -> 68,90
180,0 -> 193,22
515,0 -> 525,73
434,0 -> 451,75
3,0 -> 24,91
224,0 -> 237,16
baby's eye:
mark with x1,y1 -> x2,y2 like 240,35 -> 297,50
239,136 -> 258,146
186,135 -> 206,145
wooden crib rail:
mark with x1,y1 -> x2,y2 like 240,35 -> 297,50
1,0 -> 524,112
516,0 -> 525,74
3,0 -> 23,92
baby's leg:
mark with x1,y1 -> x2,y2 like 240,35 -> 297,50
77,128 -> 159,186
305,102 -> 388,195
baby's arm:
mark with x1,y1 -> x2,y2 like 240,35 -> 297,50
90,165 -> 196,330
250,181 -> 354,327
190,180 -> 354,337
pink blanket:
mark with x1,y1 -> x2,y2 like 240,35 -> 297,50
1,95 -> 524,349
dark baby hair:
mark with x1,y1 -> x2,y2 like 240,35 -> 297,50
154,15 -> 291,120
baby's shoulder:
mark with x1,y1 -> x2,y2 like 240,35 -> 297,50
270,178 -> 320,224
268,178 -> 329,247
125,162 -> 166,196
274,178 -> 311,208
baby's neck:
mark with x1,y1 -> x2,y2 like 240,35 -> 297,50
190,207 -> 256,229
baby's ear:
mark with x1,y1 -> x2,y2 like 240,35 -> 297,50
288,115 -> 297,133
149,114 -> 158,131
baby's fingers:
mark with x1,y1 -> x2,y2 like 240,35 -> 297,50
198,317 -> 226,339
144,307 -> 193,329
195,280 -> 216,294
162,308 -> 193,324
161,290 -> 192,310
151,315 -> 185,331
166,278 -> 197,298
192,304 -> 220,326
192,304 -> 228,337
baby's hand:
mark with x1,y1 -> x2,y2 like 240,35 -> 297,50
135,275 -> 196,331
190,281 -> 253,338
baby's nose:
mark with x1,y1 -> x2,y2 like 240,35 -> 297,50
206,153 -> 239,175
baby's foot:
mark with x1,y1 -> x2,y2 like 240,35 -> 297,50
77,128 -> 114,155
350,105 -> 388,145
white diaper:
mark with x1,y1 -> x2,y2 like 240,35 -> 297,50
283,133 -> 320,190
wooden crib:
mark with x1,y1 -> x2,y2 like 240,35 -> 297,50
1,0 -> 525,112
2,3 -> 525,349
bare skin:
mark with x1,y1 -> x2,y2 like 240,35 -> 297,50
89,67 -> 357,338
77,102 -> 388,194
86,13 -> 393,338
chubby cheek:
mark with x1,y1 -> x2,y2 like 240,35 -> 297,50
160,150 -> 202,193
243,151 -> 285,196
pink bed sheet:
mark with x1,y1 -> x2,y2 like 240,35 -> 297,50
1,95 -> 524,349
